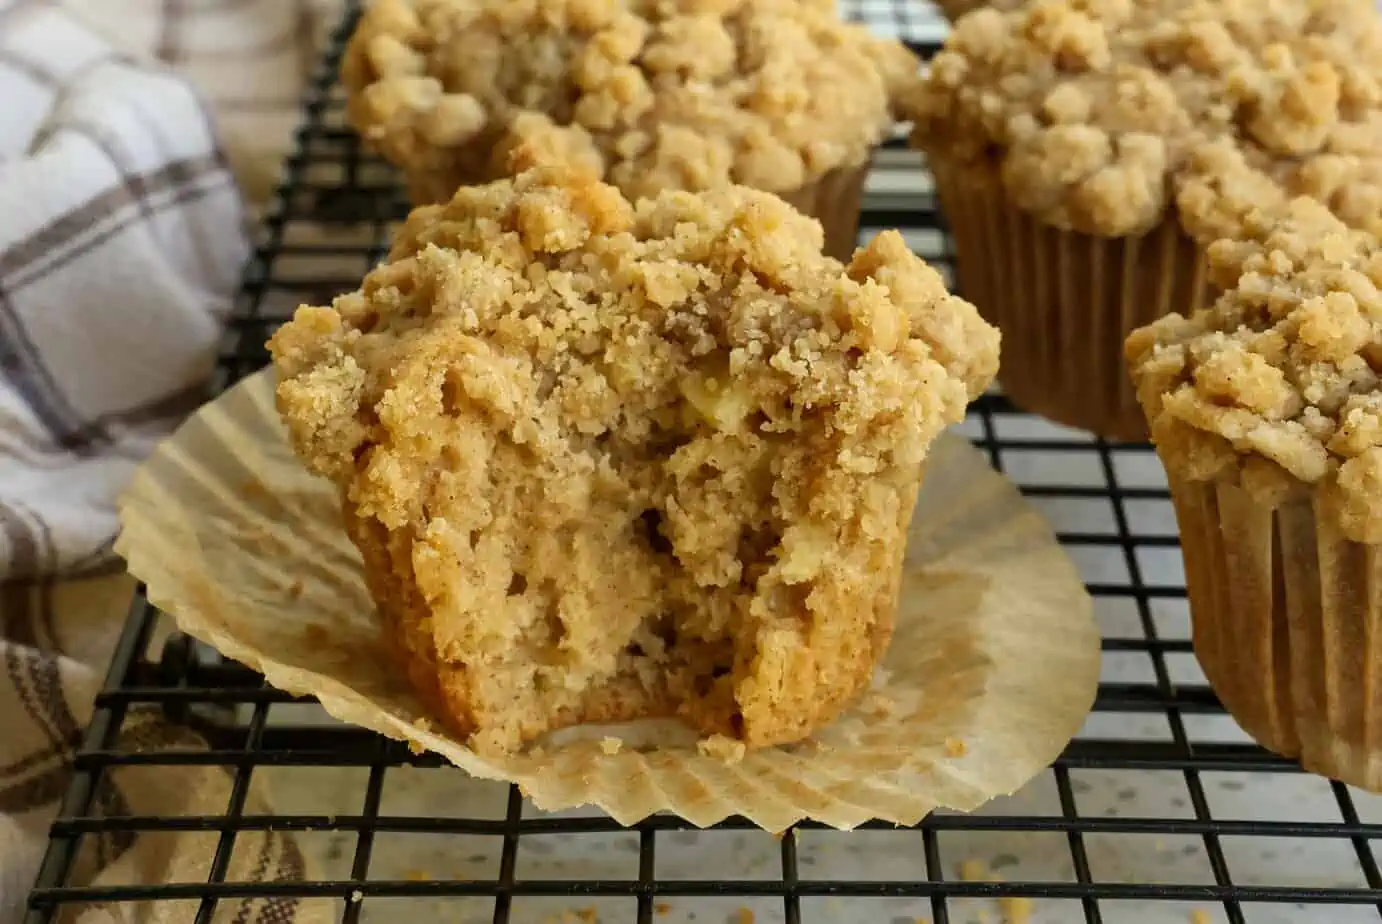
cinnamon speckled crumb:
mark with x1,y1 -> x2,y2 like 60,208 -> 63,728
908,0 -> 1382,239
1126,195 -> 1382,540
269,167 -> 997,756
342,0 -> 918,203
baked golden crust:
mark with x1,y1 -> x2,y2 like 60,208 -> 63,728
340,0 -> 918,203
267,167 -> 998,755
906,0 -> 1382,239
1126,196 -> 1382,542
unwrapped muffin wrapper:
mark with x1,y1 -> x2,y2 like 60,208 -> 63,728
115,369 -> 1098,832
1170,475 -> 1382,790
931,157 -> 1213,441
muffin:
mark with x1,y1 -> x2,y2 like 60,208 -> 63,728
907,0 -> 1382,440
341,0 -> 920,261
267,167 -> 999,756
1125,197 -> 1382,789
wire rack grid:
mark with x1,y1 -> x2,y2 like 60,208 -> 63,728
23,2 -> 1382,924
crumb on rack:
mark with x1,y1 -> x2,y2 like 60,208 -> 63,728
343,0 -> 920,202
1001,895 -> 1034,924
959,858 -> 998,882
654,902 -> 672,916
735,909 -> 755,924
1190,911 -> 1213,924
403,868 -> 430,881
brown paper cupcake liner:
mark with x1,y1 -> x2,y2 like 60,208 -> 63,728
931,157 -> 1213,442
777,162 -> 869,263
1169,475 -> 1382,790
116,370 -> 1098,831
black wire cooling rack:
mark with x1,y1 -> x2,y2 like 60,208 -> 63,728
25,3 -> 1382,923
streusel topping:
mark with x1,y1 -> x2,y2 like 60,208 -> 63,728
342,0 -> 917,198
1126,197 -> 1382,540
269,167 -> 997,753
908,0 -> 1382,238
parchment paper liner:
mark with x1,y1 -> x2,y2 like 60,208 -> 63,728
115,369 -> 1098,833
1170,474 -> 1382,790
931,156 -> 1214,441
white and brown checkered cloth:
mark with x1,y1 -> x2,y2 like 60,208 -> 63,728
0,1 -> 339,921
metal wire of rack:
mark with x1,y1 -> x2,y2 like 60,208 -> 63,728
23,2 -> 1382,923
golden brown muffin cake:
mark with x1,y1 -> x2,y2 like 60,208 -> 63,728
268,167 -> 998,756
340,0 -> 919,259
1125,197 -> 1382,789
904,0 -> 1382,440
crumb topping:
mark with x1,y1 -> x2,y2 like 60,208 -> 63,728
908,0 -> 1382,238
269,168 -> 997,753
1126,196 -> 1382,540
342,0 -> 917,199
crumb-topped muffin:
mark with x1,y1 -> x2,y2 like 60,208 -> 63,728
906,0 -> 1382,440
1125,196 -> 1382,789
268,167 -> 998,756
342,0 -> 920,260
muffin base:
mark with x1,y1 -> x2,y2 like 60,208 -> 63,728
1170,475 -> 1382,790
931,157 -> 1212,442
777,163 -> 869,263
407,162 -> 868,263
932,0 -> 988,21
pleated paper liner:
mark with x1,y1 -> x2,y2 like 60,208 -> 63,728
115,368 -> 1098,833
1170,474 -> 1382,791
931,156 -> 1214,442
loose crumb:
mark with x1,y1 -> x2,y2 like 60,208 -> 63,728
907,0 -> 1382,240
599,736 -> 623,756
655,902 -> 672,916
343,0 -> 919,203
403,868 -> 430,881
1126,195 -> 1382,540
735,910 -> 755,924
1190,911 -> 1213,924
269,166 -> 997,756
944,736 -> 968,758
959,858 -> 997,882
1001,895 -> 1034,924
348,890 -> 363,904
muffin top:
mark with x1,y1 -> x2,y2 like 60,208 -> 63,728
343,0 -> 919,198
270,166 -> 997,516
1126,197 -> 1382,541
907,0 -> 1382,238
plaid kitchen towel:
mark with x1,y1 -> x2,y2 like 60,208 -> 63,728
0,1 -> 339,922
